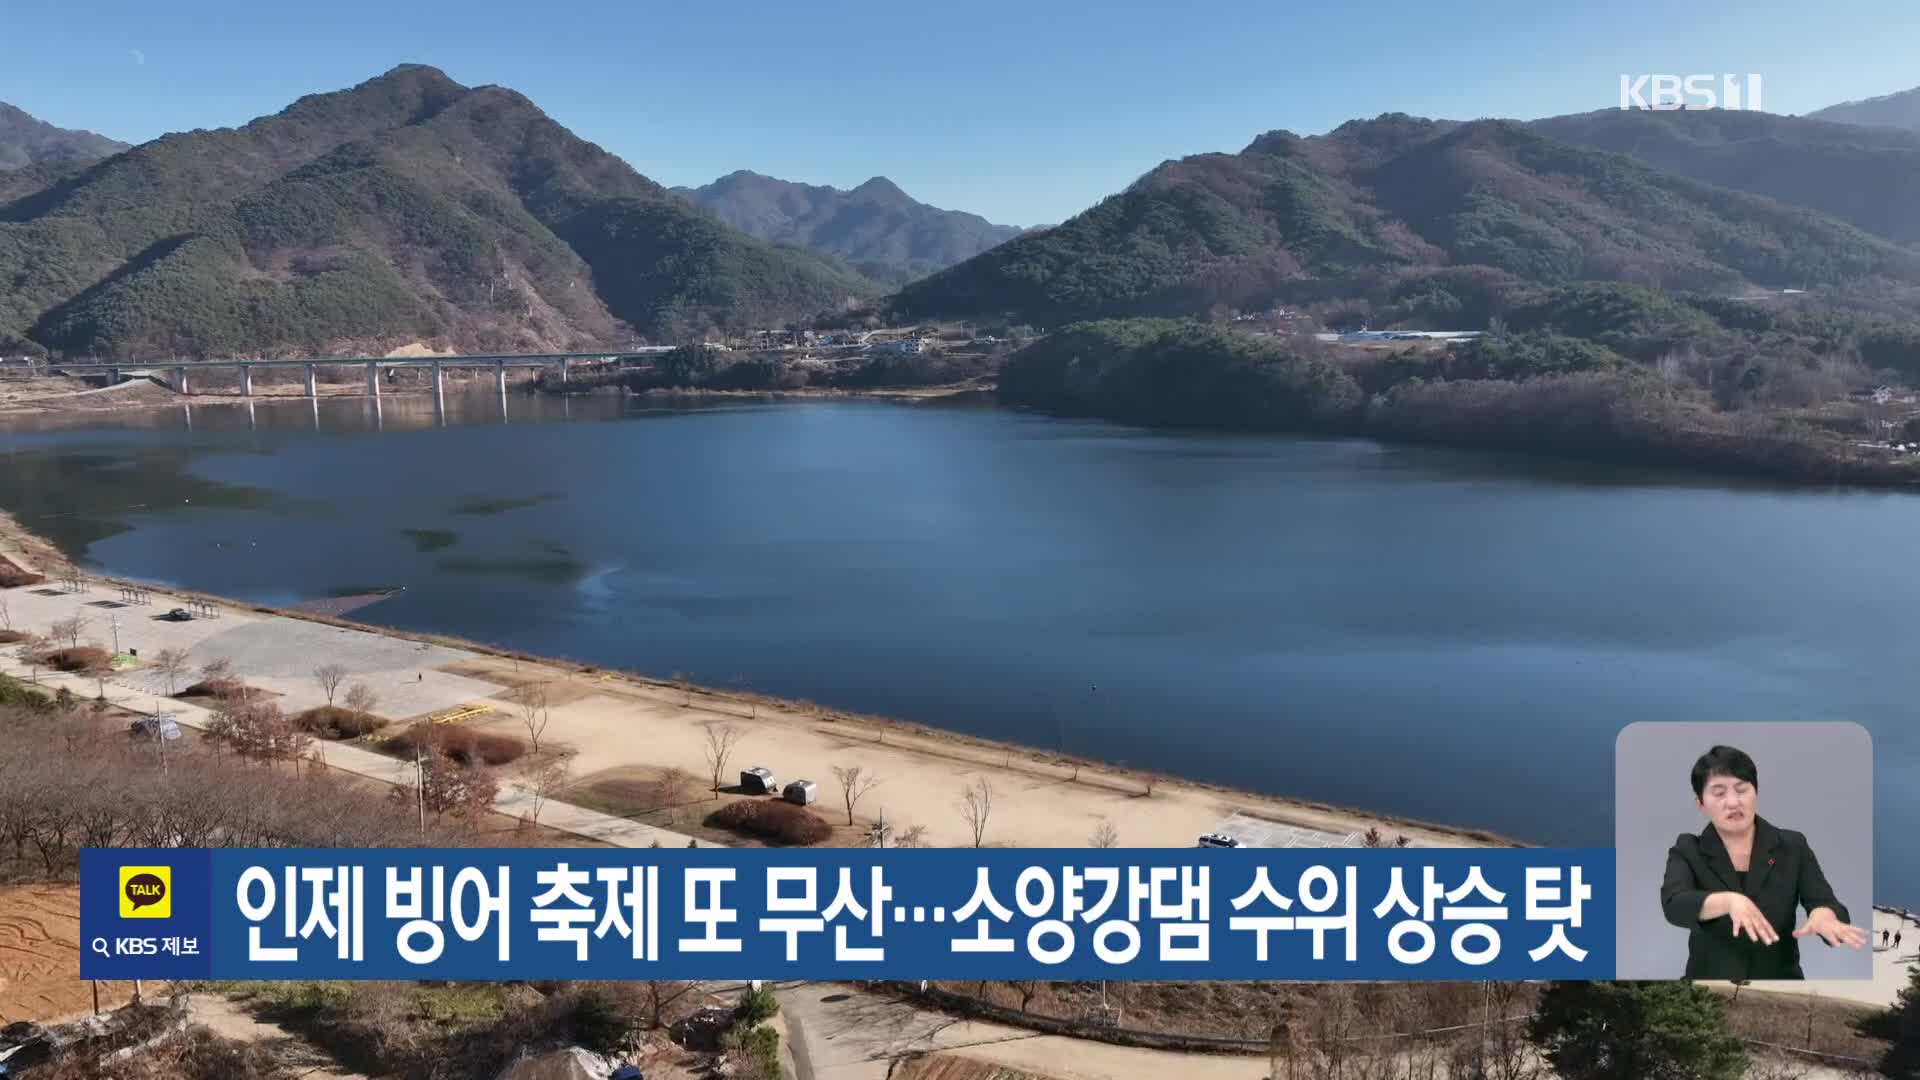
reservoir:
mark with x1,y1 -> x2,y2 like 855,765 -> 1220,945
2,392 -> 1915,903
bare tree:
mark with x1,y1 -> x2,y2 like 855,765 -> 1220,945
152,648 -> 189,696
508,682 -> 550,753
284,720 -> 314,779
832,765 -> 880,826
653,767 -> 694,823
1090,820 -> 1119,848
672,672 -> 693,707
49,615 -> 88,650
958,778 -> 993,848
199,656 -> 234,685
1740,1056 -> 1810,1080
643,980 -> 705,1029
1455,981 -> 1542,1080
527,753 -> 574,821
16,632 -> 46,682
0,591 -> 10,630
219,701 -> 291,767
313,663 -> 347,707
1362,826 -> 1384,848
894,824 -> 929,848
419,750 -> 498,823
730,673 -> 758,719
701,721 -> 740,795
344,682 -> 378,719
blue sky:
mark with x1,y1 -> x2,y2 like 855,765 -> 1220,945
4,0 -> 1916,227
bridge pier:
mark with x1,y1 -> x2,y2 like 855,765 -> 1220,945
495,360 -> 507,396
239,364 -> 253,398
432,361 -> 445,397
305,363 -> 318,398
173,367 -> 189,395
559,359 -> 570,384
366,362 -> 381,398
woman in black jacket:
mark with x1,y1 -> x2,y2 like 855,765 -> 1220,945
1660,745 -> 1868,979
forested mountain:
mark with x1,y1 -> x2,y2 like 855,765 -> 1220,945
1533,108 -> 1920,245
1810,86 -> 1920,133
0,103 -> 127,171
893,114 -> 1920,326
0,65 -> 875,358
675,170 -> 1023,285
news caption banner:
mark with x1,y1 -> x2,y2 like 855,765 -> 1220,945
82,848 -> 1613,981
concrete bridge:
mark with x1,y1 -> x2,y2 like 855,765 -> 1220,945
38,348 -> 677,398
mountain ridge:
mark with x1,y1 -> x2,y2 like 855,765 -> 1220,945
0,65 -> 875,358
892,111 -> 1920,326
0,102 -> 129,172
1531,107 -> 1920,246
1809,85 -> 1920,133
675,169 -> 1023,285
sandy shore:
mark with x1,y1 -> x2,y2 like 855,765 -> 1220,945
0,509 -> 70,578
0,525 -> 1507,852
6,535 -> 1915,1008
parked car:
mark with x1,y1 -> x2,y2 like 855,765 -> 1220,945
161,608 -> 194,621
1196,832 -> 1242,848
128,716 -> 181,741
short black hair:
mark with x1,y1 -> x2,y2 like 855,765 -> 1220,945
1691,745 -> 1758,801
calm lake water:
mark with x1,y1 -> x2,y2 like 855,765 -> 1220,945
2,392 -> 1915,903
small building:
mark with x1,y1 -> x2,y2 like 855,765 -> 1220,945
740,767 -> 777,795
783,780 -> 819,806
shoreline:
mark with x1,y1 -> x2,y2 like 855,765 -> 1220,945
0,372 -> 993,418
0,508 -> 1521,851
8,368 -> 1916,493
5,516 -> 1915,1010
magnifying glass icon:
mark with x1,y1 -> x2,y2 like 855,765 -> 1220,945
90,937 -> 110,958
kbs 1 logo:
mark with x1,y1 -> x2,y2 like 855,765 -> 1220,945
1619,74 -> 1764,111
119,865 -> 172,918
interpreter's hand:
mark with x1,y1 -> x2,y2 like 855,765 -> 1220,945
1794,907 -> 1868,949
1722,893 -> 1778,945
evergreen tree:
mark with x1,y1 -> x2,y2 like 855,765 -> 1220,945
1862,962 -> 1920,1078
1528,981 -> 1746,1080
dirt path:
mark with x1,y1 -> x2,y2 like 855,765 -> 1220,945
0,884 -> 136,1024
774,983 -> 1266,1080
184,992 -> 370,1079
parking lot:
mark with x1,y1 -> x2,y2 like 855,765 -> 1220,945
4,583 -> 500,720
1207,812 -> 1366,849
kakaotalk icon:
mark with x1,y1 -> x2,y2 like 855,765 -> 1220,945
119,865 -> 172,918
